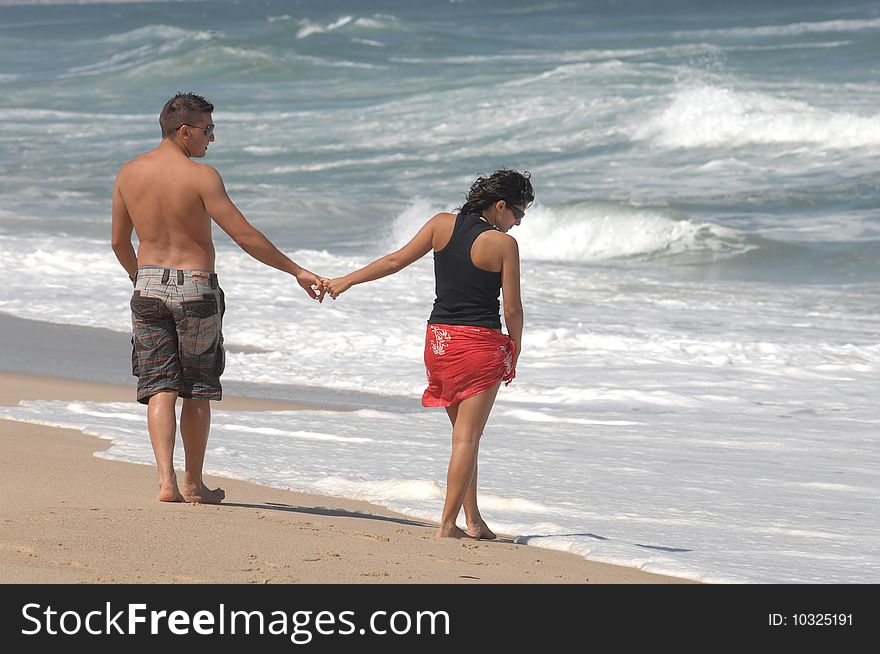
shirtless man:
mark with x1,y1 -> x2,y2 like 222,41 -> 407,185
111,92 -> 324,504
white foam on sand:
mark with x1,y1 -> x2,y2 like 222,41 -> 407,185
1,397 -> 877,584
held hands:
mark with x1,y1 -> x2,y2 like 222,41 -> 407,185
294,268 -> 353,303
320,276 -> 353,300
295,269 -> 326,303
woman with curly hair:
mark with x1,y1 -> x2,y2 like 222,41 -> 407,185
322,169 -> 534,539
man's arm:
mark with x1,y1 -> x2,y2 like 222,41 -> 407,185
200,166 -> 323,301
111,180 -> 138,282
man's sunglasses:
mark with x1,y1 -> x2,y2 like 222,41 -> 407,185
181,123 -> 214,137
507,203 -> 525,221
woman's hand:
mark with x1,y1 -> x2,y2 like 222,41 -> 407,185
321,276 -> 354,300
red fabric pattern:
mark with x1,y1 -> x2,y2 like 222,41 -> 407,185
421,324 -> 516,408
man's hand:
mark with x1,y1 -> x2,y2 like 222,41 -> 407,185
295,269 -> 326,302
321,276 -> 354,300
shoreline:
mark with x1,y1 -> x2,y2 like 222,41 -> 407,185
0,370 -> 690,584
0,372 -> 694,584
0,311 -> 414,411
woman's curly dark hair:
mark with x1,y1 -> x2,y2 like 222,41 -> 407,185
458,169 -> 534,216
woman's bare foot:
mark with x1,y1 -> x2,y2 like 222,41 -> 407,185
466,520 -> 497,540
434,524 -> 472,539
182,483 -> 226,504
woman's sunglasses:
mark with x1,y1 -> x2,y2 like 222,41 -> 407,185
507,203 -> 525,221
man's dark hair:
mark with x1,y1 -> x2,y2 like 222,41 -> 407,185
159,92 -> 214,138
458,169 -> 534,215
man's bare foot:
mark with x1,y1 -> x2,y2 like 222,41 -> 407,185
182,484 -> 225,504
434,524 -> 472,539
157,486 -> 184,503
466,520 -> 497,540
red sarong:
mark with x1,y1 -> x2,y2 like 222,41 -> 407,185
421,324 -> 516,408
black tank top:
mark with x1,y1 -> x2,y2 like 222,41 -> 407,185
427,212 -> 502,329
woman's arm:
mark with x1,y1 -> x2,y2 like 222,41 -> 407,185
323,214 -> 443,299
500,236 -> 523,366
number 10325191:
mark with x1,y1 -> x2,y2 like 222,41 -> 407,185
769,613 -> 853,627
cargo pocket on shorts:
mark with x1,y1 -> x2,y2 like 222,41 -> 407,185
182,296 -> 221,355
131,294 -> 167,349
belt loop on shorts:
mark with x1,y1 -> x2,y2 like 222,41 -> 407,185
161,269 -> 170,284
209,273 -> 218,289
177,270 -> 184,285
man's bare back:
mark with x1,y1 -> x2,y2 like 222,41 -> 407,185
115,142 -> 217,272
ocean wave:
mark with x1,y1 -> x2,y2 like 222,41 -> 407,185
351,38 -> 386,48
0,107 -> 147,122
112,45 -> 339,79
62,42 -> 184,78
516,203 -> 753,263
353,15 -> 402,31
381,198 -> 880,280
392,43 -> 720,67
242,145 -> 289,156
294,14 -> 402,41
62,28 -> 268,81
100,24 -> 220,44
674,17 -> 880,39
269,153 -> 413,174
633,83 -> 880,150
721,40 -> 855,52
382,198 -> 763,267
386,199 -> 754,263
61,33 -> 379,82
296,15 -> 353,39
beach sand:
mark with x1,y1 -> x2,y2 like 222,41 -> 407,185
0,371 -> 689,584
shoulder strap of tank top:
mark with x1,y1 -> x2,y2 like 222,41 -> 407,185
460,212 -> 496,242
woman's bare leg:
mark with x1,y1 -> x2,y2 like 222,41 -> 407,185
462,444 -> 496,539
444,405 -> 496,539
436,381 -> 501,538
